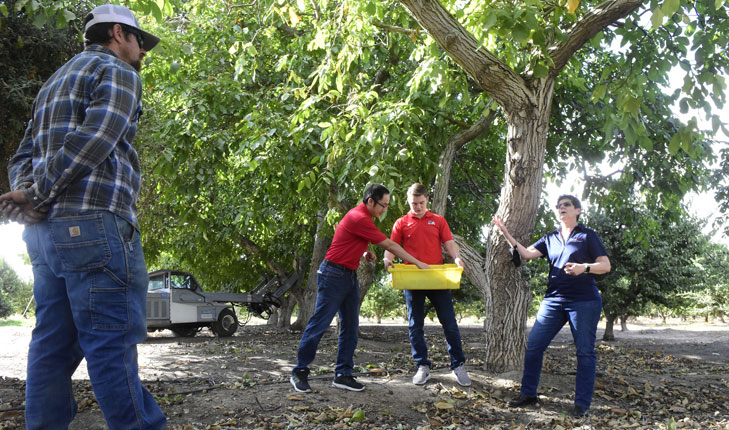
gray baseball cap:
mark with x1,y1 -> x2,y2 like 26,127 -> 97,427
84,4 -> 160,50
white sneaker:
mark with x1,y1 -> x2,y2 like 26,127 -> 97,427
413,365 -> 430,385
452,364 -> 471,386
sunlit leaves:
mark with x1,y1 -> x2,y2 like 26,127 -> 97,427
567,0 -> 580,14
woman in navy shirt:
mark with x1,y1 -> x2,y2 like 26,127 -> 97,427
494,194 -> 611,418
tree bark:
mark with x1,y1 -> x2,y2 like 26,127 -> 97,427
357,255 -> 376,307
620,315 -> 629,331
603,313 -> 616,341
291,210 -> 330,331
432,112 -> 496,217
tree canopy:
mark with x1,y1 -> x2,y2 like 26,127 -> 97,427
1,0 -> 728,369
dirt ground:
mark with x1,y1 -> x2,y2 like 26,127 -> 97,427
1,317 -> 728,429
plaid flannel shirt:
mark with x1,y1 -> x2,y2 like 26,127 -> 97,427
8,45 -> 144,229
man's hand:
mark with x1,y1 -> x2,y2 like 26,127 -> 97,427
383,257 -> 394,270
0,190 -> 49,225
363,250 -> 376,263
414,261 -> 430,270
454,257 -> 465,268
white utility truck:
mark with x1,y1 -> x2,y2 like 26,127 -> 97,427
146,269 -> 297,337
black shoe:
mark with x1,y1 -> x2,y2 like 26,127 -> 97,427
290,369 -> 312,393
507,394 -> 538,407
572,405 -> 588,417
332,374 -> 365,391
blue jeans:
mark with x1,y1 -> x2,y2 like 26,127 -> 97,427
520,297 -> 602,409
23,211 -> 166,430
404,289 -> 465,370
294,261 -> 360,376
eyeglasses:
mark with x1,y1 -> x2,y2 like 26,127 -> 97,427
123,26 -> 144,50
555,201 -> 573,209
374,200 -> 390,209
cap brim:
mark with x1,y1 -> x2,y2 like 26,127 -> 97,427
140,29 -> 160,50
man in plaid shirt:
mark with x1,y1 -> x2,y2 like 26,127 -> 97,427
1,4 -> 166,429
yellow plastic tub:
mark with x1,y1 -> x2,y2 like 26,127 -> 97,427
389,264 -> 463,290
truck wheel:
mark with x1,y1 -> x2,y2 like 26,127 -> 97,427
171,326 -> 198,337
213,308 -> 238,337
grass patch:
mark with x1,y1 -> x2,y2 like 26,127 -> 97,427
0,314 -> 35,327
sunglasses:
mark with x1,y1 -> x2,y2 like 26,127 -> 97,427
122,25 -> 144,50
555,201 -> 573,209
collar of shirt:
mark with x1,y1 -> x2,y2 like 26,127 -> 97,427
406,210 -> 433,221
555,223 -> 587,237
85,44 -> 120,59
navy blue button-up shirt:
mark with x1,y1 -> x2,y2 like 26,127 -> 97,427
531,224 -> 608,302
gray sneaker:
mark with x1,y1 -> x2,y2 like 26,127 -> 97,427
413,365 -> 430,385
452,364 -> 471,387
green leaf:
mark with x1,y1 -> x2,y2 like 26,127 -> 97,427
668,133 -> 681,154
591,84 -> 607,102
651,9 -> 664,29
32,12 -> 46,28
711,115 -> 721,133
365,1 -> 376,15
483,11 -> 497,29
679,99 -> 689,114
661,0 -> 681,17
368,165 -> 379,176
61,9 -> 75,23
512,22 -> 530,44
533,63 -> 549,78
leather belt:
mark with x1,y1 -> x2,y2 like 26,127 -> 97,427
322,259 -> 354,273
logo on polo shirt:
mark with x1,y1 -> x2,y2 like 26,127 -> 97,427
428,220 -> 436,225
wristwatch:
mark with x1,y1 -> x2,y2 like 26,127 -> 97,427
585,265 -> 591,273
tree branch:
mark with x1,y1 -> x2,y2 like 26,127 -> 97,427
371,20 -> 419,36
550,0 -> 644,74
399,0 -> 535,114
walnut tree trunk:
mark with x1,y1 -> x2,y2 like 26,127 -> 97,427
291,210 -> 330,331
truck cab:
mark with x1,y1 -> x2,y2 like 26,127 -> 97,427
146,270 -> 238,337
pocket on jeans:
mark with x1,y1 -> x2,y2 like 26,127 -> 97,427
49,214 -> 111,272
90,283 -> 129,330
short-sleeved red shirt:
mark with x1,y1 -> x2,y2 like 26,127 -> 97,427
390,210 -> 453,265
324,203 -> 388,270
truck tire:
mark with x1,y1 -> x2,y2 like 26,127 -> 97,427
171,325 -> 198,337
213,308 -> 238,337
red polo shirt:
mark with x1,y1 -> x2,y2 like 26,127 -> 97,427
324,203 -> 388,270
390,210 -> 453,265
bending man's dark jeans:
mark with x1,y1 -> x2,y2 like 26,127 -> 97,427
294,261 -> 360,376
520,297 -> 603,409
23,211 -> 166,429
404,289 -> 465,370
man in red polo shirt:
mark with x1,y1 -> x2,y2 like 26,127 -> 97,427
291,184 -> 429,393
384,183 -> 470,387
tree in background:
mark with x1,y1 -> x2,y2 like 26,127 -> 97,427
0,258 -> 32,318
591,202 -> 704,340
0,0 -> 84,193
681,241 -> 729,322
360,279 -> 403,324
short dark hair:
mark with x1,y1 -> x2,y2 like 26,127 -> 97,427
407,183 -> 429,197
556,194 -> 582,221
362,183 -> 390,204
83,20 -> 115,46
